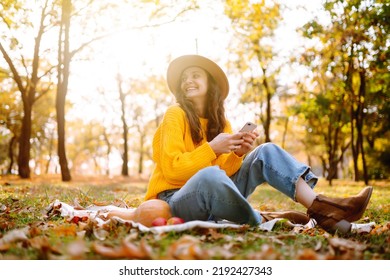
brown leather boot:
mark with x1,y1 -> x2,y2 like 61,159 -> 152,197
260,210 -> 310,225
307,186 -> 373,233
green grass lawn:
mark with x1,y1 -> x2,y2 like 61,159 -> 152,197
0,175 -> 389,260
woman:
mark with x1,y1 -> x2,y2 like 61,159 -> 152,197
144,54 -> 372,233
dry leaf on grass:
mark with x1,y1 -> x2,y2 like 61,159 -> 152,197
29,236 -> 62,255
66,239 -> 89,259
93,227 -> 109,241
196,228 -> 226,241
167,235 -> 208,260
0,203 -> 8,213
328,237 -> 367,252
92,238 -> 150,259
0,227 -> 29,249
0,227 -> 28,251
246,244 -> 281,260
297,248 -> 321,260
370,222 -> 390,235
327,237 -> 367,259
52,224 -> 78,237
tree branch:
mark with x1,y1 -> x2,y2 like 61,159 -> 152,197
0,42 -> 25,94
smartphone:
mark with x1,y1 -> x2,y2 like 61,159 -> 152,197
239,122 -> 257,132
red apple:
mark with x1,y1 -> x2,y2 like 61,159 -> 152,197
167,217 -> 185,225
151,217 -> 167,227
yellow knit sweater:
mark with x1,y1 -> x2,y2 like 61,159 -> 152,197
145,104 -> 244,200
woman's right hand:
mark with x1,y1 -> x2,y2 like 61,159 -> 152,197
208,133 -> 245,155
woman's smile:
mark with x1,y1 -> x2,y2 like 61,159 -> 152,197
181,66 -> 208,99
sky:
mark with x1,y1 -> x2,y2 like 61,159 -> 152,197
67,0 -> 327,130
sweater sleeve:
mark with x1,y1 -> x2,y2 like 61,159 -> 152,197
158,106 -> 217,185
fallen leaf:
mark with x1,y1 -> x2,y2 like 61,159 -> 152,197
93,227 -> 109,241
247,244 -> 281,260
0,220 -> 15,231
73,198 -> 85,210
112,199 -> 129,208
28,223 -> 43,237
297,248 -> 321,260
274,234 -> 297,240
314,240 -> 322,251
197,228 -> 226,241
139,238 -> 154,259
52,224 -> 78,237
66,240 -> 88,259
328,237 -> 367,252
92,242 -> 127,258
0,227 -> 29,247
168,235 -> 208,260
93,200 -> 111,206
370,222 -> 390,235
28,236 -> 62,258
327,237 -> 367,259
208,245 -> 236,259
92,239 -> 148,259
122,239 -> 149,259
0,242 -> 11,251
0,204 -> 7,213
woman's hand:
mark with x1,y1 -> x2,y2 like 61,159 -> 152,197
233,131 -> 259,157
208,133 -> 245,155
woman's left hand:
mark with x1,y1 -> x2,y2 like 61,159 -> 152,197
233,131 -> 259,156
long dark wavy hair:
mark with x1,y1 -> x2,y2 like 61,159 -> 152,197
175,69 -> 226,144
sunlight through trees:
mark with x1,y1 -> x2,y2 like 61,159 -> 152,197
0,0 -> 388,183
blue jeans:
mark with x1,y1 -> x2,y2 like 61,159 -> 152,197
157,143 -> 318,226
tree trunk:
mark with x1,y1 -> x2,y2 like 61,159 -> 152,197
117,75 -> 129,176
281,117 -> 289,149
358,70 -> 369,185
56,0 -> 72,181
345,45 -> 361,182
350,100 -> 359,181
0,1 -> 50,179
330,116 -> 341,181
138,132 -> 145,175
56,103 -> 71,181
121,123 -> 129,176
1,40 -> 37,179
45,128 -> 55,174
325,128 -> 333,185
326,116 -> 340,184
264,87 -> 272,143
259,58 -> 272,143
7,135 -> 17,174
253,49 -> 273,143
102,130 -> 111,176
18,104 -> 32,178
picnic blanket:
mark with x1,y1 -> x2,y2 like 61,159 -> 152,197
45,199 -> 375,238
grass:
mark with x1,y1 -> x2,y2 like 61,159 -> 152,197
0,175 -> 389,260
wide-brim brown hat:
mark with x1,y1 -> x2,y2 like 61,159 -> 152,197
167,55 -> 229,99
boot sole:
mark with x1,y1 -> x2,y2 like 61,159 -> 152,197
346,186 -> 373,222
332,219 -> 352,233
